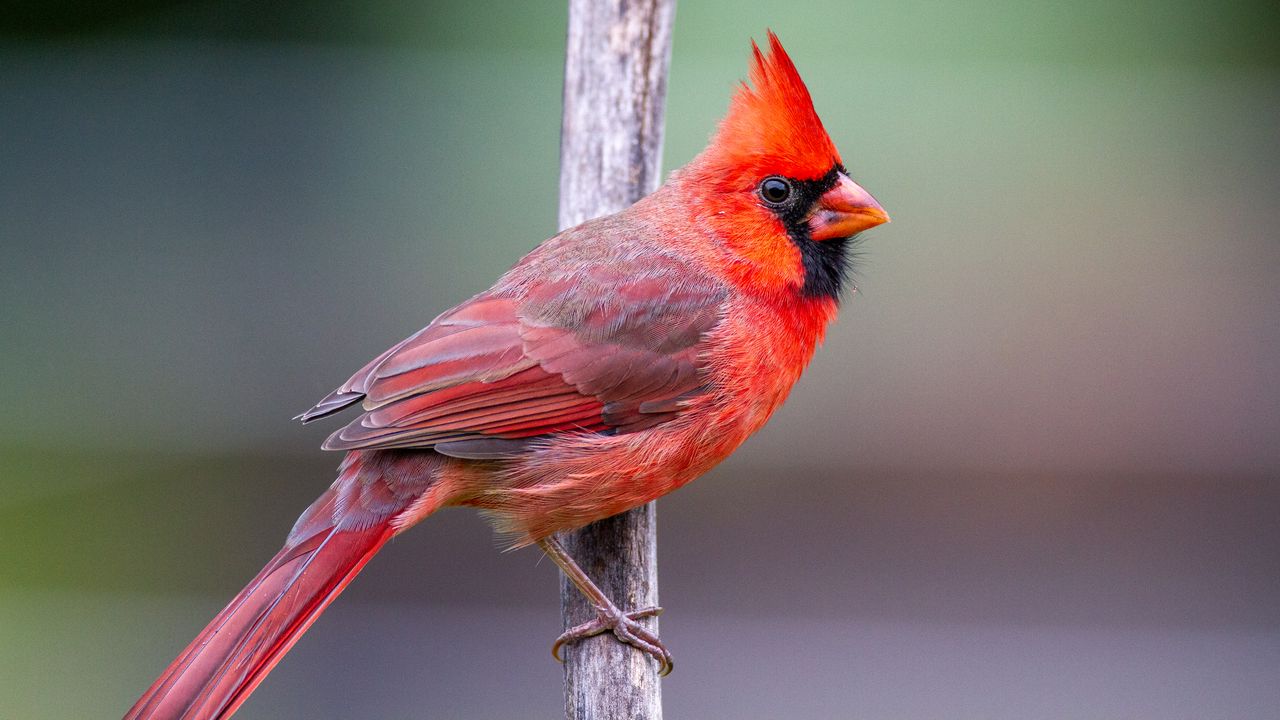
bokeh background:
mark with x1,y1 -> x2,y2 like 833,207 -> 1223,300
2,1 -> 1278,717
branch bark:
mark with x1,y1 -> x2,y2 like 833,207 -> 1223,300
556,1 -> 676,719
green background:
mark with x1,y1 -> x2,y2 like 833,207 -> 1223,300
2,1 -> 1277,717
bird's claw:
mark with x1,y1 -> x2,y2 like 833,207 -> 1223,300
551,605 -> 673,676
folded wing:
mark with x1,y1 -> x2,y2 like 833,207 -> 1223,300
301,263 -> 727,458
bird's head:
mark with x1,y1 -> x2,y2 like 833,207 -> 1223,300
678,32 -> 889,301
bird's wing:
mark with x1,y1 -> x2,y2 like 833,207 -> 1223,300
300,261 -> 727,458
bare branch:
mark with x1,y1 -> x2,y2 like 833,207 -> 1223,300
556,1 -> 676,718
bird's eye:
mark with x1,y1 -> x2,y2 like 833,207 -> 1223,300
759,177 -> 792,205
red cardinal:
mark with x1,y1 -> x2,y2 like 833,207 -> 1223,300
126,33 -> 888,719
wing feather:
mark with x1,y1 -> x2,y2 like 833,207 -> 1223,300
302,257 -> 727,455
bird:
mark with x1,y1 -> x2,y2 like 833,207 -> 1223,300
125,32 -> 888,720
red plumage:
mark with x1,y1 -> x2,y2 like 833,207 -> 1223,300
126,32 -> 888,719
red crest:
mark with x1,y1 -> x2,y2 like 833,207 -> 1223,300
702,32 -> 842,184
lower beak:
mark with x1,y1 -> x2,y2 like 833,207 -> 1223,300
807,173 -> 890,241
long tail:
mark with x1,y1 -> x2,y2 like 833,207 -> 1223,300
125,451 -> 443,720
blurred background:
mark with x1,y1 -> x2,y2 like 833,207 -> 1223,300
2,1 -> 1278,717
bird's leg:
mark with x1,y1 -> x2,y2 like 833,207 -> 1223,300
537,534 -> 673,676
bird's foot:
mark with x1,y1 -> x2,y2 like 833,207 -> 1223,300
551,605 -> 673,676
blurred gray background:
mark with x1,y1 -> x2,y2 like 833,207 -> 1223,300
1,1 -> 1277,718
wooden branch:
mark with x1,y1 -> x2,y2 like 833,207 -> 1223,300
556,1 -> 676,719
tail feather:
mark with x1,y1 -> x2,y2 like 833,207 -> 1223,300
126,450 -> 448,720
125,498 -> 395,720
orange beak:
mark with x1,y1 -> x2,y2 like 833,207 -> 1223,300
807,173 -> 890,241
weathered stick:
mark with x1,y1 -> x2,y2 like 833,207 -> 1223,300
556,1 -> 676,719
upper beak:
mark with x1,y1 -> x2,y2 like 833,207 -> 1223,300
807,173 -> 890,241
